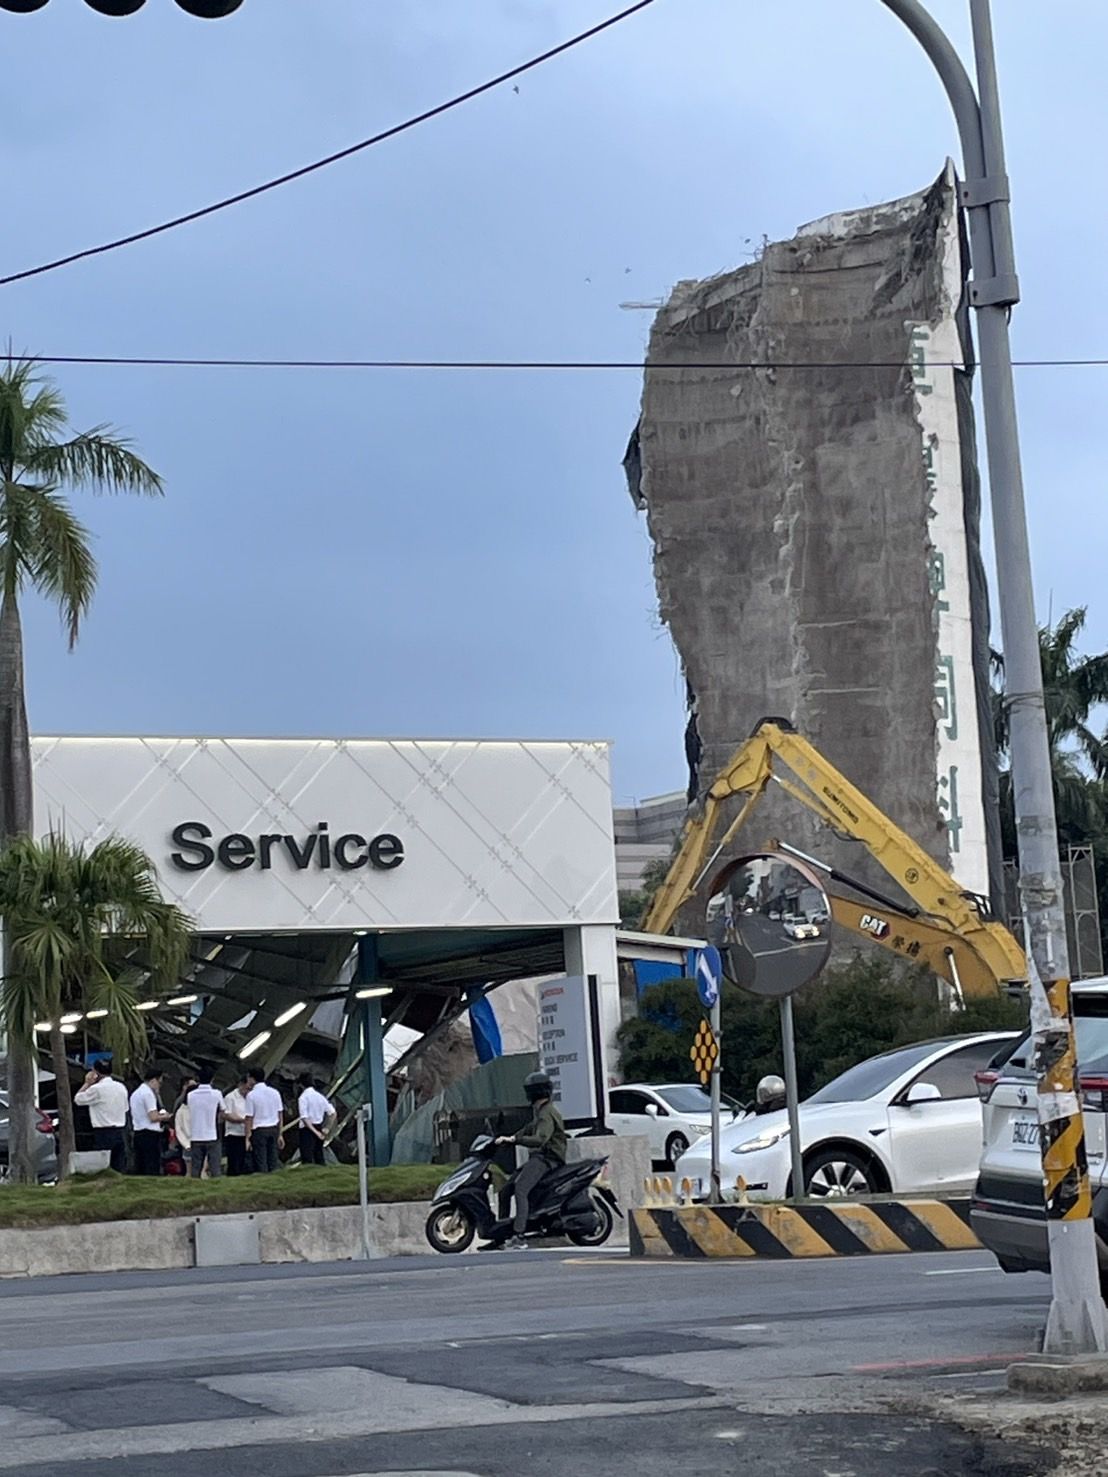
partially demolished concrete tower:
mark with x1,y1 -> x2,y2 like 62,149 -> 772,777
625,168 -> 1001,918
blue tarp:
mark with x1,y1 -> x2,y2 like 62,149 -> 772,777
632,954 -> 699,997
468,993 -> 503,1063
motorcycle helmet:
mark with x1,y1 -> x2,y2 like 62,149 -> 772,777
523,1070 -> 554,1104
756,1074 -> 786,1108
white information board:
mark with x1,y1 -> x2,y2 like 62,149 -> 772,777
538,975 -> 597,1122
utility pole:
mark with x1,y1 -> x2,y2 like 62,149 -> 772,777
879,0 -> 1106,1352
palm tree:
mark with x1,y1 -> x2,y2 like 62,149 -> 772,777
0,360 -> 162,1181
0,832 -> 191,1177
995,608 -> 1108,781
995,608 -> 1108,882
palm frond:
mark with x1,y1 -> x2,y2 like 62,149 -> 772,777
0,829 -> 193,1066
28,429 -> 163,498
84,963 -> 148,1066
0,361 -> 66,468
28,488 -> 97,647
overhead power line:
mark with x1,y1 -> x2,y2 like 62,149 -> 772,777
28,355 -> 1108,372
0,0 -> 658,289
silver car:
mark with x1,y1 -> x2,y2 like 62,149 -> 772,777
0,1092 -> 59,1183
971,976 -> 1108,1283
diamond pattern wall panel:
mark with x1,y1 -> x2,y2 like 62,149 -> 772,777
32,737 -> 619,935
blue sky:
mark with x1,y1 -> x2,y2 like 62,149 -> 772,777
3,0 -> 1105,807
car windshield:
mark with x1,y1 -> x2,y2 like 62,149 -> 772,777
656,1086 -> 713,1113
807,1040 -> 956,1104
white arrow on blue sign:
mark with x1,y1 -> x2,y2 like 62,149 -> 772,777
695,945 -> 721,1008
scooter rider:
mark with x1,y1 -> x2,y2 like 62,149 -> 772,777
494,1071 -> 567,1249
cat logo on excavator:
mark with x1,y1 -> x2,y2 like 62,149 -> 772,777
859,913 -> 891,940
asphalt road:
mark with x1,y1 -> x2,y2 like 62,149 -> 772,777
0,1247 -> 1056,1476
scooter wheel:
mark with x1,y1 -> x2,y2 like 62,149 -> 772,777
567,1193 -> 614,1248
425,1204 -> 477,1254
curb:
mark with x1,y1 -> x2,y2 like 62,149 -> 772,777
1008,1355 -> 1108,1395
629,1198 -> 980,1258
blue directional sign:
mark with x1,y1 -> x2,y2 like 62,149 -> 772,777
695,945 -> 722,1009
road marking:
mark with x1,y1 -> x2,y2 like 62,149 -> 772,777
922,1265 -> 1001,1276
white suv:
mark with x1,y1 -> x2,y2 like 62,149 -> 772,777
972,976 -> 1108,1286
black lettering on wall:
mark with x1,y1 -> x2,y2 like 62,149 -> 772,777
335,833 -> 368,869
317,822 -> 331,869
258,835 -> 282,870
283,833 -> 317,870
218,833 -> 256,871
368,833 -> 404,870
171,822 -> 214,871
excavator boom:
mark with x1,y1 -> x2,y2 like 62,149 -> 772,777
641,720 -> 1024,997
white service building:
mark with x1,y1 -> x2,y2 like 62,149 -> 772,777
32,734 -> 622,1155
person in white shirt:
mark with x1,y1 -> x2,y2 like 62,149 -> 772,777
221,1073 -> 251,1177
173,1076 -> 197,1173
74,1060 -> 129,1172
186,1067 -> 224,1179
129,1067 -> 170,1176
296,1073 -> 336,1166
244,1067 -> 284,1173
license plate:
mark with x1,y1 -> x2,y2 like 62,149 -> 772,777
1010,1116 -> 1042,1150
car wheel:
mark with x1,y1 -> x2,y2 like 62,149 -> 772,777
424,1204 -> 476,1254
803,1147 -> 878,1198
665,1132 -> 690,1168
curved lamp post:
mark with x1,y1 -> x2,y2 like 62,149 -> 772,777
881,0 -> 1105,1354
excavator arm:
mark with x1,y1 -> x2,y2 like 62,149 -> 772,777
641,719 -> 1025,998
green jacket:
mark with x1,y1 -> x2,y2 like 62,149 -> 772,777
516,1100 -> 567,1164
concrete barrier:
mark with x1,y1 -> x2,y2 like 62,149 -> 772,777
630,1198 -> 980,1258
0,1140 -> 648,1279
0,1201 -> 437,1279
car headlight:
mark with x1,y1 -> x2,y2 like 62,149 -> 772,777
732,1126 -> 790,1154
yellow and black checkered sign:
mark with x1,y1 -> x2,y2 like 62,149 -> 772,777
689,1018 -> 718,1086
630,1200 -> 979,1259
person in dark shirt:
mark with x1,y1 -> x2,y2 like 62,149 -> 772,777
495,1071 -> 566,1249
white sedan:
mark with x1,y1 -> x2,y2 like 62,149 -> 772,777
675,1032 -> 1016,1200
606,1083 -> 745,1167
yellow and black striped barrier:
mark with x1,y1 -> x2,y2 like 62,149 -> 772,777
630,1198 -> 980,1258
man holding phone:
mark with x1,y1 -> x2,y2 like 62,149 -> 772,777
74,1059 -> 129,1172
129,1067 -> 171,1176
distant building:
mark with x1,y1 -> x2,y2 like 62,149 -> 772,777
613,790 -> 686,892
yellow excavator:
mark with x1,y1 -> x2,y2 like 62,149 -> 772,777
642,718 -> 1025,1000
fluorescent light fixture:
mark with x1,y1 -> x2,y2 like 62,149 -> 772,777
168,994 -> 198,1007
135,1000 -> 160,1012
353,929 -> 368,937
33,1021 -> 52,1033
59,1012 -> 83,1025
273,1002 -> 307,1028
238,1030 -> 271,1060
85,1009 -> 109,1020
355,986 -> 392,1000
60,1024 -> 78,1036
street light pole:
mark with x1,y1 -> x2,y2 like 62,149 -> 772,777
879,0 -> 1106,1352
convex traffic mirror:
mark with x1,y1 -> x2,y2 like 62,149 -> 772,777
705,851 -> 832,999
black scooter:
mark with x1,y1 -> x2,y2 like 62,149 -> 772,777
424,1134 -> 622,1253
